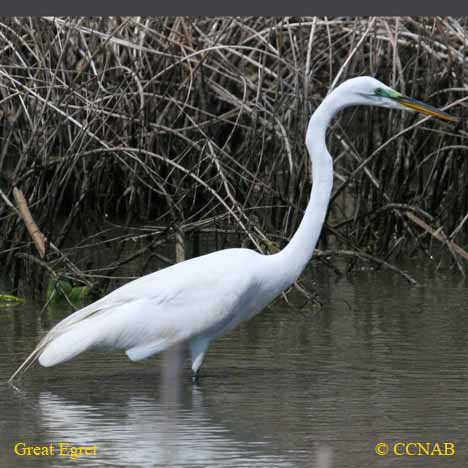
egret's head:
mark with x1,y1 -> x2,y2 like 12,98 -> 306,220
339,76 -> 457,123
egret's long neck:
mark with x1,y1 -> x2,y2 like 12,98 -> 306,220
272,93 -> 340,287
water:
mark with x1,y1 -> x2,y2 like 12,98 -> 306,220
1,263 -> 468,467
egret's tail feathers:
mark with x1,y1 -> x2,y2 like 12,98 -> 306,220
8,321 -> 99,384
8,336 -> 49,384
38,325 -> 97,367
8,299 -> 126,384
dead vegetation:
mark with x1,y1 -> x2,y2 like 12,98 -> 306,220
0,17 -> 467,298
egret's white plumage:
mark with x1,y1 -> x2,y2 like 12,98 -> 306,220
10,76 -> 456,383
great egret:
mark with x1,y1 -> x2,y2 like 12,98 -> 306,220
9,76 -> 456,384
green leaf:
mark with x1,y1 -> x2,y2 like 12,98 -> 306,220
46,277 -> 89,316
0,294 -> 26,308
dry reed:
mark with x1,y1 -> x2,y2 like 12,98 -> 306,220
0,17 -> 467,298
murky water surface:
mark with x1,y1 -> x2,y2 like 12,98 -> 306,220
1,262 -> 468,467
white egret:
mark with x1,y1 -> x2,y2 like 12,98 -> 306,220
9,76 -> 456,384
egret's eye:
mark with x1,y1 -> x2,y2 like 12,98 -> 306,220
374,87 -> 387,97
374,87 -> 401,99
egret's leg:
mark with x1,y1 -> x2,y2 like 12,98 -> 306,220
190,338 -> 210,382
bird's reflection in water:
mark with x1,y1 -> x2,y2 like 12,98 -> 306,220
37,368 -> 299,468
